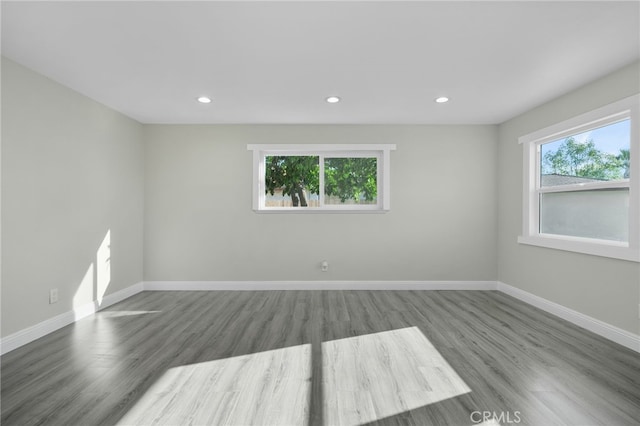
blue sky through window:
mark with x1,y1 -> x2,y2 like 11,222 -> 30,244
542,119 -> 630,156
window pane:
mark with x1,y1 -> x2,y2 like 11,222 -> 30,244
265,156 -> 319,207
324,157 -> 377,205
540,119 -> 630,187
540,188 -> 629,242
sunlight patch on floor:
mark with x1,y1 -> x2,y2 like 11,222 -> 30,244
322,326 -> 471,426
117,344 -> 311,426
118,326 -> 470,425
477,419 -> 502,426
98,310 -> 162,318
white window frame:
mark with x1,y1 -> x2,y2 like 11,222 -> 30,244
518,94 -> 640,262
247,144 -> 396,213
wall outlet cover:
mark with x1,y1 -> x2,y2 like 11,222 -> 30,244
49,288 -> 59,304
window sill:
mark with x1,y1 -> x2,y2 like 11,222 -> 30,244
517,234 -> 639,262
254,208 -> 390,214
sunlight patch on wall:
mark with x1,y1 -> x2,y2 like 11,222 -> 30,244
72,230 -> 111,318
73,263 -> 94,318
322,326 -> 471,426
96,230 -> 111,306
117,344 -> 312,426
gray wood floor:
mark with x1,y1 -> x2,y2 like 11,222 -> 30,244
1,290 -> 639,425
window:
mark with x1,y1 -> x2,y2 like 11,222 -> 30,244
247,144 -> 396,212
518,94 -> 639,262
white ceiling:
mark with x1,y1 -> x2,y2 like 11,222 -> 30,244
2,1 -> 639,124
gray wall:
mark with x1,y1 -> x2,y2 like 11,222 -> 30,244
1,58 -> 144,337
143,125 -> 498,282
497,61 -> 640,335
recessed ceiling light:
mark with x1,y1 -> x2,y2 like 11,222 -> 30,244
326,96 -> 341,104
197,96 -> 212,104
435,97 -> 449,103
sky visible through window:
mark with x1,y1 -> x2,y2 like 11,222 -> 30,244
543,119 -> 630,156
540,119 -> 630,182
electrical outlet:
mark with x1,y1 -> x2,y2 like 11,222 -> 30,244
49,288 -> 59,304
321,261 -> 329,272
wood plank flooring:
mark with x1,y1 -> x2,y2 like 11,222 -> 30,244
1,290 -> 639,425
322,326 -> 471,426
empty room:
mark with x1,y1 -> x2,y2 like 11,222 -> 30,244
1,1 -> 639,425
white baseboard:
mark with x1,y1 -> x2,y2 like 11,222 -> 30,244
143,280 -> 498,291
0,282 -> 144,355
497,281 -> 640,353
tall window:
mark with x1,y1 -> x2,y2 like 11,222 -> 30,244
248,144 -> 395,212
519,95 -> 639,262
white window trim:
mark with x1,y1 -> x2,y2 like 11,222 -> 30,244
247,144 -> 396,213
518,94 -> 640,262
